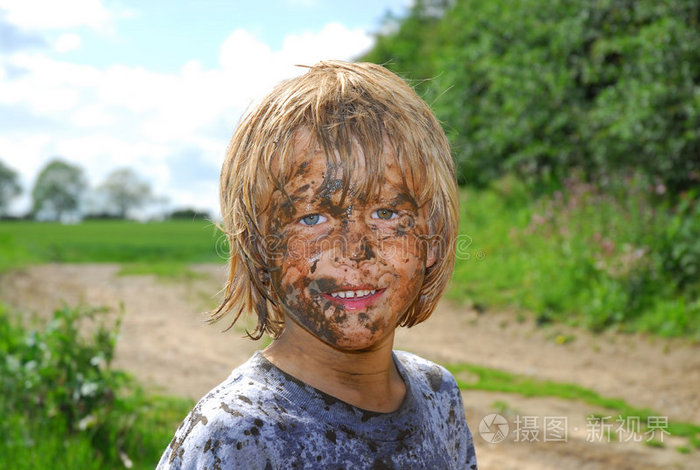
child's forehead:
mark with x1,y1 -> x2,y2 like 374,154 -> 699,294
282,136 -> 415,205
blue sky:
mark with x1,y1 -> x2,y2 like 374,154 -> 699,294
0,0 -> 410,217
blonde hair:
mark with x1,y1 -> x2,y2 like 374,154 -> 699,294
214,60 -> 458,339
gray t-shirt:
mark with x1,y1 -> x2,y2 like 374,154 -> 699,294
157,350 -> 477,469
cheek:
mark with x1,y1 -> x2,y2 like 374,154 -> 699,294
377,232 -> 427,266
271,264 -> 304,303
269,231 -> 314,299
274,259 -> 348,345
378,233 -> 428,293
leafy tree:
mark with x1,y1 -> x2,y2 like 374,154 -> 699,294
98,167 -> 153,219
0,159 -> 22,216
168,208 -> 211,220
32,159 -> 87,221
361,0 -> 700,193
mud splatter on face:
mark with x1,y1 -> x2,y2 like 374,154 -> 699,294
275,275 -> 346,346
317,177 -> 344,202
293,160 -> 310,178
267,145 -> 432,350
361,238 -> 375,261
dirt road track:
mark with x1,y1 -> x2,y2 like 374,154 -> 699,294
2,263 -> 699,469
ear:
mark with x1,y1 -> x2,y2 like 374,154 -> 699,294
425,240 -> 438,269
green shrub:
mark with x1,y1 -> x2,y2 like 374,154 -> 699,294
1,306 -> 123,433
0,304 -> 192,469
657,190 -> 700,294
362,0 -> 700,192
450,175 -> 700,336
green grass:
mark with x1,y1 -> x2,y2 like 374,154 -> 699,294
3,394 -> 193,470
117,262 -> 206,280
449,175 -> 700,337
0,219 -> 226,273
2,174 -> 699,336
447,361 -> 700,449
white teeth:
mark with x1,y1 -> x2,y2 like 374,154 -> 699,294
330,289 -> 376,299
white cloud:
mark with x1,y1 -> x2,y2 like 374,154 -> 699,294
55,33 -> 81,53
0,0 -> 113,31
280,22 -> 374,65
217,23 -> 374,110
0,21 -> 375,216
219,29 -> 273,71
70,104 -> 112,128
0,133 -> 53,176
0,53 -> 101,112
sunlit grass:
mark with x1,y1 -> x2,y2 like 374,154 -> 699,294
0,219 -> 226,273
449,176 -> 700,337
447,361 -> 700,448
117,262 -> 206,280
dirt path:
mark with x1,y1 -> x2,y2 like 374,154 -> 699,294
1,263 -> 698,469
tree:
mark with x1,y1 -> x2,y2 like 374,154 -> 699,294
98,167 -> 153,219
361,0 -> 700,192
168,208 -> 211,220
0,159 -> 22,217
32,159 -> 87,221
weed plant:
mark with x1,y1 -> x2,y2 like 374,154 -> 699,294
450,173 -> 700,336
0,304 -> 192,469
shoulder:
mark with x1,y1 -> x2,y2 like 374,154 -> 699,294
394,350 -> 458,395
395,351 -> 478,469
157,354 -> 286,469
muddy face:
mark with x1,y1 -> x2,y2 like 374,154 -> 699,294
266,139 -> 434,351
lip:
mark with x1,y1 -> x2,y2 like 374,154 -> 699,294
321,288 -> 385,310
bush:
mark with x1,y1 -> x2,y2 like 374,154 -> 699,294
449,175 -> 700,336
1,306 -> 122,432
657,190 -> 700,294
0,304 -> 192,469
364,0 -> 700,336
362,0 -> 700,192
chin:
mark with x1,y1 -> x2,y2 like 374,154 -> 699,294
326,330 -> 384,352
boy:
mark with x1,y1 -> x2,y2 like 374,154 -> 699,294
157,61 -> 477,469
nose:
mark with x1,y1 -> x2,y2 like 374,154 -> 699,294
333,225 -> 376,267
349,235 -> 375,262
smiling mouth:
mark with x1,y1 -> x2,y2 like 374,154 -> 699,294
321,288 -> 385,310
328,289 -> 377,299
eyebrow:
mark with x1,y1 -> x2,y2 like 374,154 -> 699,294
275,183 -> 419,215
386,192 -> 418,209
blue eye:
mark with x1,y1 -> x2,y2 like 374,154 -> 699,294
300,214 -> 327,226
371,208 -> 397,220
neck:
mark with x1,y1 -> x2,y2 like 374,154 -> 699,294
262,321 -> 405,413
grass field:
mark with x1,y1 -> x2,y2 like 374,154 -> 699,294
0,219 -> 226,272
1,180 -> 698,337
